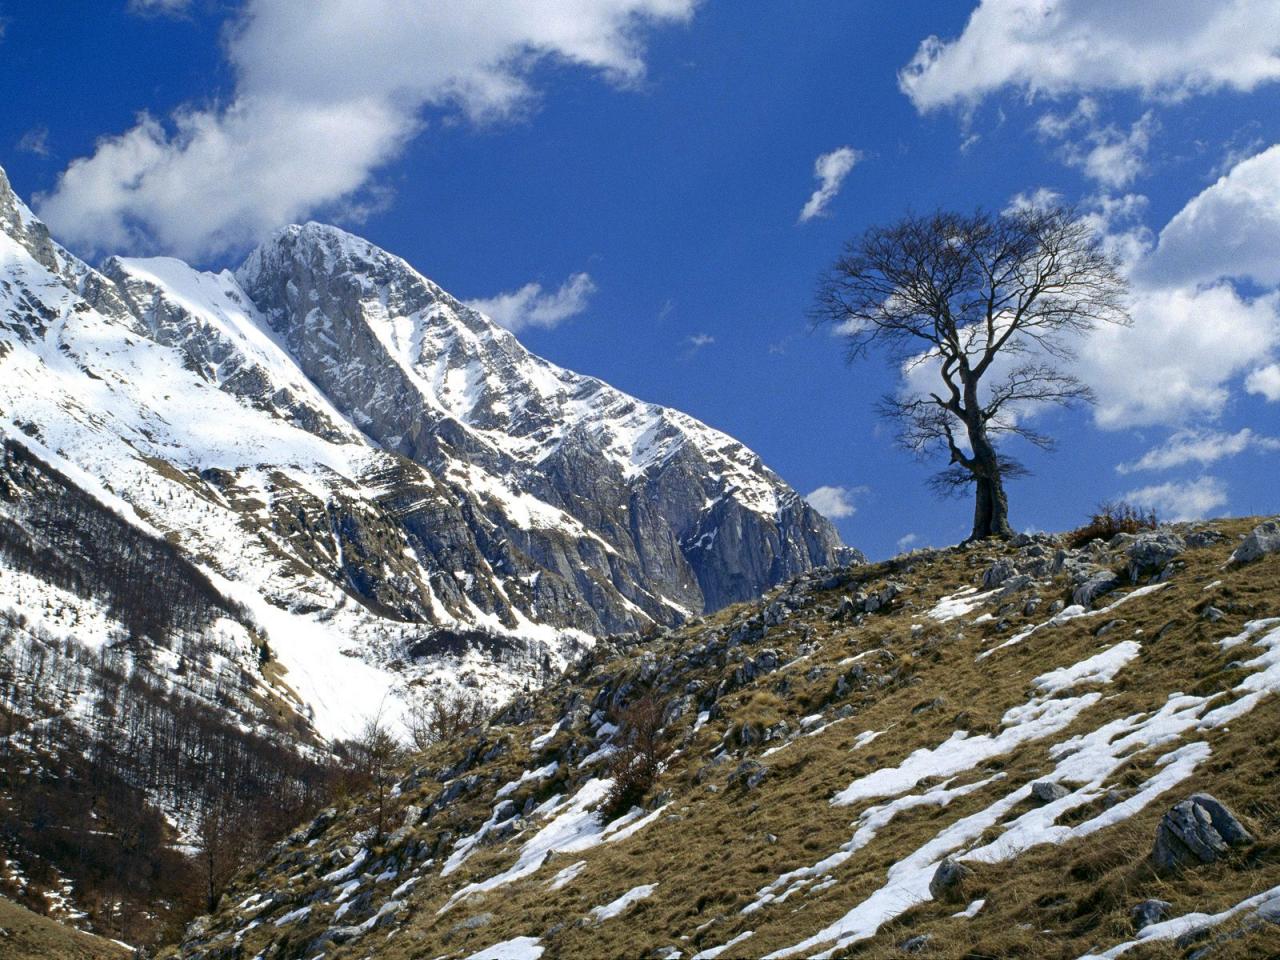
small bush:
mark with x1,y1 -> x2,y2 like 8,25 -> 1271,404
1065,501 -> 1158,548
602,695 -> 667,820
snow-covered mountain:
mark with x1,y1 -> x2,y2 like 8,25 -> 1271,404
0,164 -> 857,742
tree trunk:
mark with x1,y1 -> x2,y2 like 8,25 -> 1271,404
970,471 -> 1013,541
964,417 -> 1014,541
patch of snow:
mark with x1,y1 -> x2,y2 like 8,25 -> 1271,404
589,883 -> 656,921
464,935 -> 545,960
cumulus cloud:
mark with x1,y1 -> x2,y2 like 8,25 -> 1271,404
1121,476 -> 1228,521
900,0 -> 1280,112
1139,144 -> 1280,287
805,485 -> 860,519
896,532 -> 920,552
466,272 -> 596,332
1247,363 -> 1280,401
1072,146 -> 1280,428
36,0 -> 697,259
1117,428 -> 1280,474
798,146 -> 863,222
1037,104 -> 1158,188
1080,283 -> 1280,428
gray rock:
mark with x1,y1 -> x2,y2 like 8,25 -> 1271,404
1186,529 -> 1225,549
1126,530 -> 1186,580
1030,781 -> 1070,803
1073,570 -> 1122,608
1201,605 -> 1225,622
729,760 -> 768,791
982,559 -> 1019,589
1229,519 -> 1280,566
928,857 -> 971,901
1130,899 -> 1172,931
1153,793 -> 1254,871
899,934 -> 932,953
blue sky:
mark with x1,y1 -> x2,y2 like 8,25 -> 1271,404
3,0 -> 1279,558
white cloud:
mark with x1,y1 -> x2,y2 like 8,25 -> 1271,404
805,485 -> 859,519
127,0 -> 192,15
16,126 -> 49,157
685,333 -> 715,349
1073,144 -> 1280,429
1121,476 -> 1228,522
1117,428 -> 1280,474
798,146 -> 862,223
900,0 -> 1280,112
36,0 -> 697,259
1005,186 -> 1064,214
896,532 -> 920,552
1036,101 -> 1157,188
1247,363 -> 1280,401
1140,144 -> 1280,287
466,272 -> 596,332
1081,282 -> 1280,428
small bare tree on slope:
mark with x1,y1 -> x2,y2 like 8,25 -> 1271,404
814,206 -> 1130,541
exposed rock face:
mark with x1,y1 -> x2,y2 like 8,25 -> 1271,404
1229,519 -> 1280,566
232,223 -> 858,624
1073,569 -> 1121,608
1153,794 -> 1254,871
0,162 -> 861,729
1126,530 -> 1185,580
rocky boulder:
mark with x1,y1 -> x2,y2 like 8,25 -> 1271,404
1153,793 -> 1254,871
1126,530 -> 1185,581
1072,570 -> 1121,609
1229,519 -> 1280,566
928,856 -> 971,901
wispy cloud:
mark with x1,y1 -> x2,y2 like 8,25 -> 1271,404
1122,476 -> 1228,522
685,332 -> 715,349
1117,428 -> 1280,474
896,532 -> 920,552
126,0 -> 192,16
466,272 -> 596,333
1037,101 -> 1158,188
16,126 -> 50,157
798,146 -> 862,222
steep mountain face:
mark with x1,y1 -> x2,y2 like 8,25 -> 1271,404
0,161 -> 857,734
175,518 -> 1280,960
0,162 -> 856,944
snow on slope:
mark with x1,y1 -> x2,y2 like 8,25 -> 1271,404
1,164 -> 851,742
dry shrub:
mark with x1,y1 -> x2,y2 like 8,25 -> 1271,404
406,689 -> 488,752
602,694 -> 667,820
1066,501 -> 1158,548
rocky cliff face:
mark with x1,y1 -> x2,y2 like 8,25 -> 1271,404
0,164 -> 858,735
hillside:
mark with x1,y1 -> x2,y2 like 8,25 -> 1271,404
0,896 -> 132,960
172,517 -> 1280,959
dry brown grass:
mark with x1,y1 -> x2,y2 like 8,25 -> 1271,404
192,518 -> 1280,960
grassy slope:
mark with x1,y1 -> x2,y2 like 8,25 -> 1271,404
0,897 -> 131,960
173,518 -> 1280,960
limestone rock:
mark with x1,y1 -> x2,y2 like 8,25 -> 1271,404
1153,793 -> 1254,871
1229,519 -> 1280,566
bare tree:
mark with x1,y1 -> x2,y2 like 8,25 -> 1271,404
814,206 -> 1129,540
406,689 -> 487,753
346,705 -> 407,842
